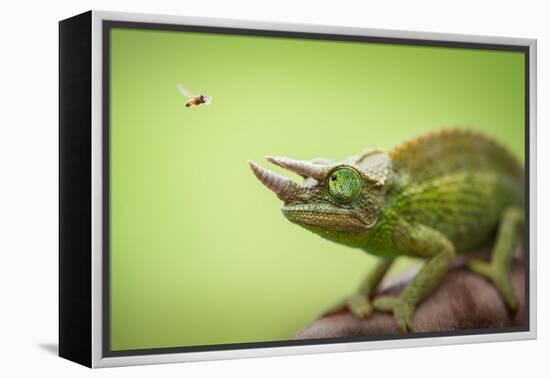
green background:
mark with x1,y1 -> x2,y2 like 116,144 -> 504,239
109,27 -> 525,351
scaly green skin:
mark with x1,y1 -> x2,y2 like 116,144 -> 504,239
248,129 -> 525,332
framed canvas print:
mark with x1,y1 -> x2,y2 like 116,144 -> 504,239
59,10 -> 537,368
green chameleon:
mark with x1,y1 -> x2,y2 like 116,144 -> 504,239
248,129 -> 524,332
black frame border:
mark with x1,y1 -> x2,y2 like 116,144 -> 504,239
101,20 -> 531,358
59,11 -> 93,367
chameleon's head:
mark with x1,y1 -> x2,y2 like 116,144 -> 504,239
248,151 -> 392,247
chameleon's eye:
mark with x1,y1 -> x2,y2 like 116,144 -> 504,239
327,167 -> 362,203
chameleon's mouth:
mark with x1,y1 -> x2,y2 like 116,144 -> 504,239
282,204 -> 367,233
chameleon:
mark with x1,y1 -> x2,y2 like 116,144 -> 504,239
248,129 -> 524,332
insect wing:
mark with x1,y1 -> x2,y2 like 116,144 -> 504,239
176,84 -> 192,98
205,96 -> 212,106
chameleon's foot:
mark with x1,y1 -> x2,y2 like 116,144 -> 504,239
372,295 -> 400,312
467,259 -> 517,312
394,300 -> 415,333
348,294 -> 374,318
325,293 -> 373,318
373,295 -> 414,332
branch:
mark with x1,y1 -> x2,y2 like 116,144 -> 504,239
295,252 -> 525,339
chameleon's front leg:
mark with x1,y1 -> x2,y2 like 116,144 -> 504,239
326,257 -> 393,318
373,218 -> 455,332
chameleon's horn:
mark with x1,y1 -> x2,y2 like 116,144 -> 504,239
265,156 -> 324,181
248,160 -> 297,200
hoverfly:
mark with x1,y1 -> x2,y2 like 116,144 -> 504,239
177,84 -> 212,108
